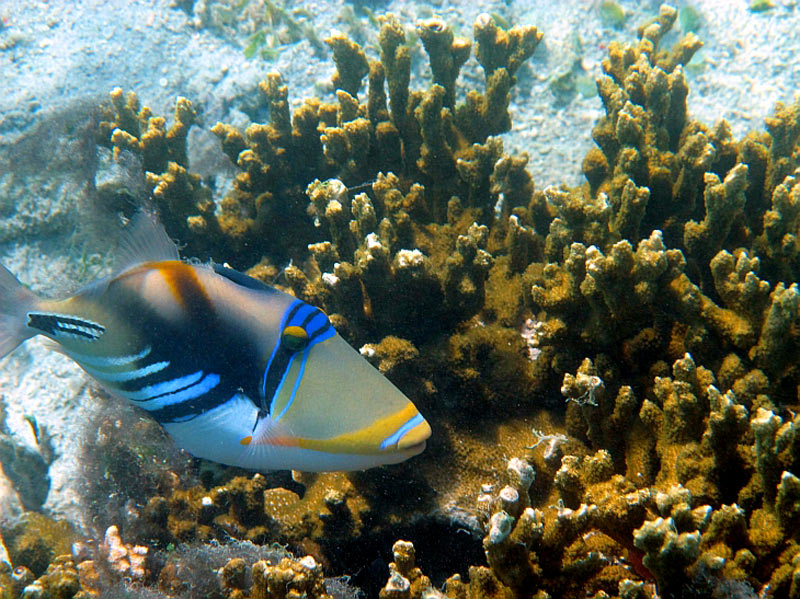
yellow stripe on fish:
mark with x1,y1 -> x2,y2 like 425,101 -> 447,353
238,403 -> 428,453
0,211 -> 431,472
296,403 -> 429,454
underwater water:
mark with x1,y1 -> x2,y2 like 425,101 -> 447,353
2,0 -> 800,597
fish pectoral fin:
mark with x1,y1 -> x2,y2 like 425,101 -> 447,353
162,392 -> 278,469
245,413 -> 297,447
233,412 -> 300,472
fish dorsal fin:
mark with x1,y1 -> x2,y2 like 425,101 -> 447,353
114,211 -> 180,273
212,263 -> 279,295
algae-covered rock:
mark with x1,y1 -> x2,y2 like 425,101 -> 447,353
0,399 -> 52,514
1,512 -> 78,578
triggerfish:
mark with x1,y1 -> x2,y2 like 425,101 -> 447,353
0,212 -> 430,471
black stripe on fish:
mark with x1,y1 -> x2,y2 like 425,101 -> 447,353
27,312 -> 105,341
147,384 -> 234,423
262,346 -> 295,413
212,263 -> 279,294
299,309 -> 319,329
260,301 -> 308,409
309,321 -> 332,341
283,301 -> 305,330
126,370 -> 207,403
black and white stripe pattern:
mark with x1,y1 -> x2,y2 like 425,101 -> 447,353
27,312 -> 105,341
67,343 -> 230,424
107,365 -> 227,424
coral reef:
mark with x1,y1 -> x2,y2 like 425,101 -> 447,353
9,4 -> 800,598
0,528 -> 351,599
97,11 -> 541,268
101,525 -> 148,582
0,511 -> 79,578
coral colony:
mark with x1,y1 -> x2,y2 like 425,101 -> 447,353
3,4 -> 800,598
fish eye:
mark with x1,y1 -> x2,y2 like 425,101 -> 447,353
282,325 -> 309,351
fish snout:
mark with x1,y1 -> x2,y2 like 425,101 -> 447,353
278,332 -> 432,466
381,410 -> 431,453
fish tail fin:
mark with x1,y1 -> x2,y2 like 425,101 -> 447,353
0,264 -> 40,359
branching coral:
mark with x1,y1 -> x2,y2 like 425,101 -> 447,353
370,354 -> 798,598
97,88 -> 220,259
70,5 -> 800,598
754,170 -> 800,283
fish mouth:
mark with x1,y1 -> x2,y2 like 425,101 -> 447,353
398,440 -> 427,457
390,416 -> 431,454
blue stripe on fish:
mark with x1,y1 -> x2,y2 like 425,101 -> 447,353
298,310 -> 318,329
136,373 -> 221,411
286,303 -> 333,343
263,300 -> 336,420
274,347 -> 310,421
308,320 -> 334,344
124,370 -> 205,401
81,360 -> 171,383
306,313 -> 330,337
260,299 -> 303,399
271,313 -> 334,422
146,384 -> 232,423
286,303 -> 318,328
66,345 -> 152,368
267,352 -> 299,418
379,412 -> 425,450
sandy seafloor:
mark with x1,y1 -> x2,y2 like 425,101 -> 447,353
0,0 -> 799,551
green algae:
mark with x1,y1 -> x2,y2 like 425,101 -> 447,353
598,1 -> 626,28
1,513 -> 79,578
679,5 -> 704,32
749,0 -> 776,12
